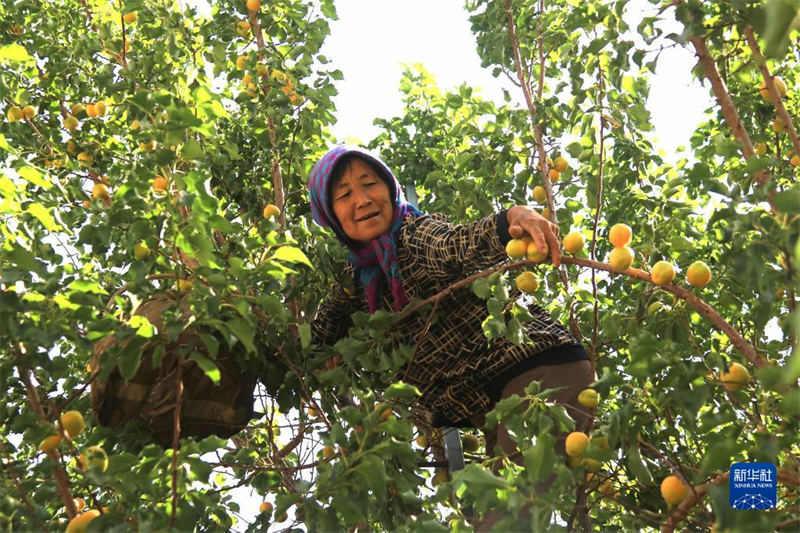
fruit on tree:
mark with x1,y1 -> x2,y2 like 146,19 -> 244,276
236,55 -> 247,69
505,238 -> 527,259
152,176 -> 168,193
246,0 -> 261,11
553,155 -> 569,172
84,445 -> 108,472
432,469 -> 449,486
38,433 -> 62,453
65,510 -> 101,533
660,475 -> 688,505
22,105 -> 36,119
263,204 -> 280,220
608,223 -> 632,247
133,242 -> 150,260
122,11 -> 137,23
140,139 -> 156,151
759,77 -> 787,102
85,103 -> 98,118
582,458 -> 602,472
177,278 -> 194,292
515,271 -> 539,294
686,261 -> 711,287
577,388 -> 599,408
532,185 -> 546,203
650,261 -> 676,286
6,106 -> 23,122
59,410 -> 86,438
526,240 -> 548,263
237,21 -> 251,36
563,231 -> 584,254
608,245 -> 634,271
321,445 -> 335,459
548,168 -> 560,182
95,101 -> 108,115
63,115 -> 79,131
73,498 -> 86,512
375,402 -> 393,420
720,362 -> 750,392
415,434 -> 428,448
259,502 -> 273,513
774,118 -> 784,133
91,183 -> 110,202
647,301 -> 664,315
791,155 -> 800,167
565,431 -> 589,457
755,142 -> 767,155
462,433 -> 480,452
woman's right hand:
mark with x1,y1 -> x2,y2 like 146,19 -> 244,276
506,206 -> 561,267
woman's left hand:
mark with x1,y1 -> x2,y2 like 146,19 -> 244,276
506,206 -> 561,267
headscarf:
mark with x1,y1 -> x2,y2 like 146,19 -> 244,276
308,145 -> 423,312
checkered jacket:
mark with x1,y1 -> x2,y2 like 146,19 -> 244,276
311,212 -> 580,425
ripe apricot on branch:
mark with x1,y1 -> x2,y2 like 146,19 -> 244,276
608,223 -> 632,247
563,231 -> 584,254
152,176 -> 168,193
321,445 -> 335,459
515,271 -> 539,294
6,106 -> 23,122
577,388 -> 599,408
38,433 -> 62,453
84,445 -> 108,472
686,261 -> 711,287
660,475 -> 688,505
608,245 -> 634,271
263,204 -> 280,220
565,431 -> 589,457
133,242 -> 150,260
526,240 -> 548,263
22,105 -> 36,119
548,168 -> 560,182
505,238 -> 527,259
532,185 -> 546,203
123,11 -> 137,23
720,362 -> 750,392
59,410 -> 86,438
64,115 -> 79,131
65,510 -> 101,533
553,155 -> 569,172
237,21 -> 251,36
759,77 -> 787,102
91,183 -> 110,202
246,0 -> 261,11
259,502 -> 273,514
650,261 -> 676,286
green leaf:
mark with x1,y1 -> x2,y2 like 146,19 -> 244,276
181,139 -> 205,160
299,322 -> 311,349
272,245 -> 312,267
18,166 -> 52,189
0,43 -> 33,63
26,203 -> 60,230
189,351 -> 221,384
763,0 -> 798,58
626,443 -> 654,484
384,381 -> 421,400
118,338 -> 145,381
773,188 -> 800,214
225,318 -> 255,353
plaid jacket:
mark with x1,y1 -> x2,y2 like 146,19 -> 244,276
311,212 -> 582,425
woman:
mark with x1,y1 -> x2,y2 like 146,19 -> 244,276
308,145 -> 592,463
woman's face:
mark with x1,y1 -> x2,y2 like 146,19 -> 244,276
331,158 -> 393,244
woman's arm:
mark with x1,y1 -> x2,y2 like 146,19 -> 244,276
408,206 -> 559,277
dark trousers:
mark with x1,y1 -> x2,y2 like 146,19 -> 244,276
467,359 -> 594,532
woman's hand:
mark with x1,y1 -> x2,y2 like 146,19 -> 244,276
506,206 -> 561,267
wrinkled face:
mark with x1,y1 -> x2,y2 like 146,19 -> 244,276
331,158 -> 394,244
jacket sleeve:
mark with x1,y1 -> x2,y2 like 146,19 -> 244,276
310,264 -> 362,347
404,211 -> 512,279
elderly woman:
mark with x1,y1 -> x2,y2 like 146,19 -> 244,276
308,145 -> 592,464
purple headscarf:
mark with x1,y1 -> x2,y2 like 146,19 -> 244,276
308,145 -> 423,312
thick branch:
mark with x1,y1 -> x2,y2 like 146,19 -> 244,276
395,257 -> 765,368
744,26 -> 800,159
688,35 -> 768,184
17,362 -> 77,518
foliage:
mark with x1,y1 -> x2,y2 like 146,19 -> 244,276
1,0 -> 799,531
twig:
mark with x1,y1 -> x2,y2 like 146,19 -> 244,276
0,437 -> 46,531
687,34 -> 768,184
168,352 -> 185,528
744,26 -> 800,159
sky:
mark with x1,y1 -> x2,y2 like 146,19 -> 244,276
321,0 -> 712,159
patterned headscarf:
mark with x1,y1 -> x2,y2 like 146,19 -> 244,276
308,145 -> 423,312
